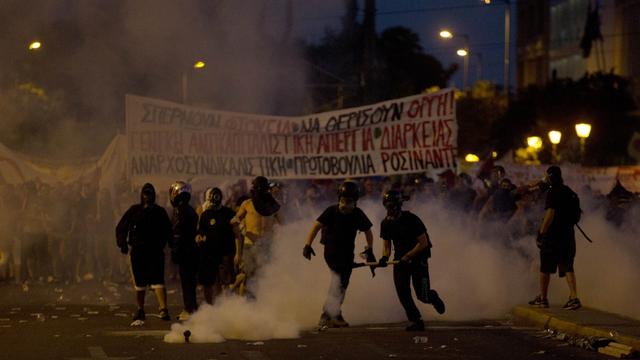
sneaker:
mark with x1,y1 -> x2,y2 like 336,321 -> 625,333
159,308 -> 170,321
317,314 -> 331,330
332,314 -> 349,328
562,298 -> 582,310
177,310 -> 190,321
428,290 -> 446,315
528,295 -> 549,308
405,320 -> 425,332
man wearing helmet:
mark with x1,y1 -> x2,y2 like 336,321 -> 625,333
116,183 -> 173,325
231,176 -> 281,295
378,190 -> 445,331
169,181 -> 199,321
303,180 -> 375,328
196,187 -> 241,303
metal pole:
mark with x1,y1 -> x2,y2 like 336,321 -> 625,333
504,0 -> 511,96
463,54 -> 469,90
181,72 -> 188,104
463,34 -> 469,90
476,53 -> 483,83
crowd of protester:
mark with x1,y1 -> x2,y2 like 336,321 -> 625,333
0,165 -> 638,287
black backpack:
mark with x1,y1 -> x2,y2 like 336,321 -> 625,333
566,186 -> 582,225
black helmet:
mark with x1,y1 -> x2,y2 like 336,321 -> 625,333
337,181 -> 359,200
169,181 -> 191,205
251,176 -> 270,193
383,190 -> 409,209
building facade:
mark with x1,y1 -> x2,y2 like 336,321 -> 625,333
516,0 -> 639,100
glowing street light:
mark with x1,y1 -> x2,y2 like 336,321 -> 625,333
465,153 -> 480,162
439,29 -> 470,90
548,130 -> 562,144
439,30 -> 453,39
28,41 -> 42,50
575,123 -> 591,139
182,59 -> 206,104
575,123 -> 592,164
527,136 -> 542,149
548,130 -> 562,163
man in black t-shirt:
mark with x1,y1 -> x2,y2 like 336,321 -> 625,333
378,190 -> 445,331
303,181 -> 375,328
196,187 -> 241,304
529,166 -> 582,310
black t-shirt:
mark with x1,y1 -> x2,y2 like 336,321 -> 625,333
197,206 -> 236,256
171,203 -> 199,254
544,184 -> 576,245
380,211 -> 430,261
317,205 -> 372,266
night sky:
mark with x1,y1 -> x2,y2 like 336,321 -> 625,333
289,0 -> 514,90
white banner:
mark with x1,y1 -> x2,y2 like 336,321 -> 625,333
125,89 -> 458,181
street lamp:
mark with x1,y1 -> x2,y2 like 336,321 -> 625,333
548,130 -> 562,163
182,60 -> 206,104
439,30 -> 470,90
464,153 -> 480,162
527,136 -> 542,150
439,30 -> 453,39
575,123 -> 592,163
28,41 -> 42,50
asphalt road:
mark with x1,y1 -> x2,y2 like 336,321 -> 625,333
0,282 -> 611,360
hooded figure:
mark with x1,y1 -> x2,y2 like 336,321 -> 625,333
115,183 -> 173,324
168,181 -> 199,320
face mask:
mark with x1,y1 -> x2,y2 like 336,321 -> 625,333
338,197 -> 356,214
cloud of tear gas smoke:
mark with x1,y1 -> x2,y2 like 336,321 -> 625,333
165,186 -> 639,343
1,0 -> 309,160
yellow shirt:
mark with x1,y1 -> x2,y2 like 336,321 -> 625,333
233,199 -> 279,241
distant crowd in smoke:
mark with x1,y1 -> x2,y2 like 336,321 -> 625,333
0,165 -> 637,289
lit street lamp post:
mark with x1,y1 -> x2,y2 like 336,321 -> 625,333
575,123 -> 592,164
182,60 -> 206,104
548,130 -> 562,163
440,30 -> 470,90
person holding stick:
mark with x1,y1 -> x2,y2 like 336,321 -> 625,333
378,190 -> 445,331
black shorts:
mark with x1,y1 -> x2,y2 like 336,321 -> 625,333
539,249 -> 574,277
130,246 -> 165,289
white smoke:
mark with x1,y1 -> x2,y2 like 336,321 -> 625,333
165,188 -> 639,343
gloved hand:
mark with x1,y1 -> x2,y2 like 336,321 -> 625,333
195,234 -> 206,247
360,247 -> 376,263
377,255 -> 389,268
120,245 -> 129,255
303,245 -> 315,260
171,250 -> 180,264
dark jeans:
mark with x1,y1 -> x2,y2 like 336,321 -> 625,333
393,261 -> 430,322
178,259 -> 198,313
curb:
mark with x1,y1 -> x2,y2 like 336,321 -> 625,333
512,305 -> 640,350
